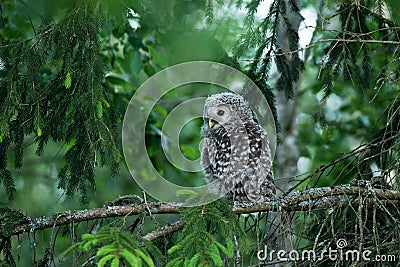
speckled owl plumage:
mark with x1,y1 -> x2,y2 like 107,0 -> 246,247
201,92 -> 276,204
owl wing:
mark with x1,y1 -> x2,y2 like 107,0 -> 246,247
201,135 -> 231,197
240,124 -> 275,203
200,134 -> 216,183
258,130 -> 276,200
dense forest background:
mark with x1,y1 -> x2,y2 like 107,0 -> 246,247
0,0 -> 399,266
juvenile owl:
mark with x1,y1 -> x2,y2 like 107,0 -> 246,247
200,92 -> 275,204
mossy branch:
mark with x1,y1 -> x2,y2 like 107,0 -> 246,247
2,185 -> 400,238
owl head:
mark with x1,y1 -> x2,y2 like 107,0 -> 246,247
203,92 -> 253,130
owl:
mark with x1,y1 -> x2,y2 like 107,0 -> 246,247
200,92 -> 275,204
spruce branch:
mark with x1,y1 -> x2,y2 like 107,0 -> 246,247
2,185 -> 400,238
240,37 -> 400,62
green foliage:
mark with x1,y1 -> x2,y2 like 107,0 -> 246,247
0,0 -> 121,203
233,0 -> 305,134
292,1 -> 400,263
297,0 -> 400,189
386,0 -> 400,26
234,0 -> 304,98
63,226 -> 164,266
0,165 -> 14,201
0,238 -> 15,267
167,200 -> 249,266
357,97 -> 400,188
0,208 -> 26,238
0,208 -> 27,266
318,1 -> 395,100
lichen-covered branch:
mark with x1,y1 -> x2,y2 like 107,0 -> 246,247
1,185 -> 400,238
0,202 -> 181,238
143,220 -> 186,241
233,184 -> 400,213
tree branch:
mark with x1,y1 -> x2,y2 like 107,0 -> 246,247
0,202 -> 181,238
233,184 -> 400,213
143,220 -> 186,241
2,185 -> 400,238
240,36 -> 400,62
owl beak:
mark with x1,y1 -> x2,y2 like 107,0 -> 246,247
209,119 -> 216,128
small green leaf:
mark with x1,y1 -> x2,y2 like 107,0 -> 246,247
82,239 -> 98,251
188,253 -> 201,267
224,238 -> 235,258
214,240 -> 234,258
97,100 -> 103,118
102,98 -> 110,108
134,248 -> 154,266
167,244 -> 182,255
98,254 -> 114,267
67,138 -> 77,147
37,127 -> 42,137
34,112 -> 43,137
120,249 -> 140,266
81,233 -> 93,240
166,257 -> 183,267
208,251 -> 223,267
96,244 -> 115,257
110,257 -> 120,267
64,71 -> 72,89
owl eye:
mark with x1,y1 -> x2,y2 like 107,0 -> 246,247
217,110 -> 225,116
